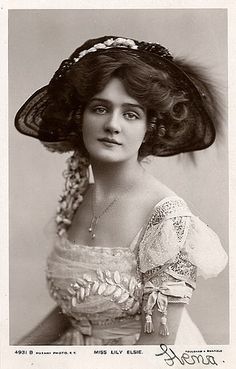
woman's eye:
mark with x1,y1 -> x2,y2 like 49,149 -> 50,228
124,112 -> 139,120
93,106 -> 107,114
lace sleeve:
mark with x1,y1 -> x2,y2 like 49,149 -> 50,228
138,198 -> 228,336
184,216 -> 228,279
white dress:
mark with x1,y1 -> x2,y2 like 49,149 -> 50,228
46,196 -> 228,345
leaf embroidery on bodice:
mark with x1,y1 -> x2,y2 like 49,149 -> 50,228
47,268 -> 142,315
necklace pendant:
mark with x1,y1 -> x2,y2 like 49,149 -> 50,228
88,216 -> 98,239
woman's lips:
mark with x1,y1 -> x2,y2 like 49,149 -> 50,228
98,138 -> 122,145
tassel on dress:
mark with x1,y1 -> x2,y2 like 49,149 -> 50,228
144,314 -> 154,333
159,314 -> 169,336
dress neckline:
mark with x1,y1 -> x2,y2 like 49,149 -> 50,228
63,195 -> 183,252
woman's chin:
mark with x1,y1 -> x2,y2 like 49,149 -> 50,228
88,150 -> 136,165
90,153 -> 124,164
86,144 -> 140,165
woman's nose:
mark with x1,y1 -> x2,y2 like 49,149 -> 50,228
103,112 -> 121,134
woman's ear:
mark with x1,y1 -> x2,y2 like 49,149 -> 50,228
142,133 -> 147,144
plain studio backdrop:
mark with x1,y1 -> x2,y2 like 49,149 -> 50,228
9,9 -> 228,344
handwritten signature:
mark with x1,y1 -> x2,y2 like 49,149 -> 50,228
155,344 -> 218,366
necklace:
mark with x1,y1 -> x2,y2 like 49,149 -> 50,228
88,182 -> 135,240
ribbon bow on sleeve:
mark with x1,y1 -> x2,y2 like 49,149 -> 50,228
143,280 -> 193,335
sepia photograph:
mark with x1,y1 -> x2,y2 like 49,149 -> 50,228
2,1 -> 235,368
9,7 -> 229,347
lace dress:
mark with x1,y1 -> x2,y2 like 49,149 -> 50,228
46,196 -> 228,345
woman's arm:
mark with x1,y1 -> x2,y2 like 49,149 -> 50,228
16,306 -> 71,345
136,303 -> 184,345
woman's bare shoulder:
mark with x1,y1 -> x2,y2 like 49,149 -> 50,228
138,172 -> 176,205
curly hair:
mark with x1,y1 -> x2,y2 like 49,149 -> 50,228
41,49 -> 194,158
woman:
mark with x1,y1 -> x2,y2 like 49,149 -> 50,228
15,35 -> 228,345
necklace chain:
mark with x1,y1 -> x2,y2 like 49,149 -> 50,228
88,182 -> 135,240
88,192 -> 118,239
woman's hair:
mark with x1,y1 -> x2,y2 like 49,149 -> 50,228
42,49 -> 193,158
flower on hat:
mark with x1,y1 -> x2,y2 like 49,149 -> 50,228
94,43 -> 106,49
73,37 -> 140,63
104,38 -> 114,46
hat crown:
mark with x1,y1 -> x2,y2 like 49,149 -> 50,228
70,35 -> 173,62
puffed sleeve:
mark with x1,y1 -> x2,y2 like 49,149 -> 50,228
184,216 -> 228,279
138,197 -> 228,336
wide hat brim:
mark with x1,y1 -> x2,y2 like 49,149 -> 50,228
15,39 -> 217,156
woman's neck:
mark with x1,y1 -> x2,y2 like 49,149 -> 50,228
90,158 -> 144,199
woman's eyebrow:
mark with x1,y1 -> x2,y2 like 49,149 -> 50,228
89,98 -> 145,111
89,98 -> 110,105
122,103 -> 145,112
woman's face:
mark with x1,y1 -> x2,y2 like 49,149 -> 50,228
82,78 -> 147,164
